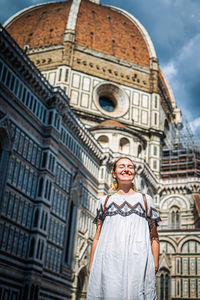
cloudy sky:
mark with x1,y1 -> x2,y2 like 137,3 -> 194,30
1,0 -> 200,136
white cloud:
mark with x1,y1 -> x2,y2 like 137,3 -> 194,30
190,117 -> 200,135
162,61 -> 177,82
179,34 -> 200,62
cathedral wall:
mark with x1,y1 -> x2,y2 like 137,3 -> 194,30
158,234 -> 200,299
0,34 -> 105,299
42,65 -> 156,127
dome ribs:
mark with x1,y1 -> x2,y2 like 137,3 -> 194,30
75,0 -> 149,66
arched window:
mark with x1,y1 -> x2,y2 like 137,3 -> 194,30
169,206 -> 180,229
65,200 -> 77,265
23,284 -> 29,300
40,211 -> 45,229
164,119 -> 169,131
44,212 -> 48,231
177,259 -> 180,273
119,138 -> 130,154
159,269 -> 170,300
137,144 -> 142,157
30,285 -> 35,298
76,267 -> 87,300
29,237 -> 35,257
36,239 -> 41,259
38,177 -> 44,197
160,274 -> 164,299
40,241 -> 44,260
97,135 -> 109,148
0,126 -> 11,202
165,274 -> 169,299
34,285 -> 39,300
33,208 -> 39,227
0,143 -> 2,164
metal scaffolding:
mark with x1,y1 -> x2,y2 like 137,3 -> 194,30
160,121 -> 200,179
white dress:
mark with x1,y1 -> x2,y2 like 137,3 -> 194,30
87,193 -> 161,300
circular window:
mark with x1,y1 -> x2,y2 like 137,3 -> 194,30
93,82 -> 129,117
99,96 -> 116,112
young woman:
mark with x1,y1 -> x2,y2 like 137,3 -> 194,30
87,157 -> 161,300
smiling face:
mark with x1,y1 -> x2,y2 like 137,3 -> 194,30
112,158 -> 135,185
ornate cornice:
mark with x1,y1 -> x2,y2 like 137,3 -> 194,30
158,179 -> 200,196
0,25 -> 53,101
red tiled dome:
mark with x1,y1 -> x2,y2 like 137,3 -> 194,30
5,0 -> 150,66
6,1 -> 72,49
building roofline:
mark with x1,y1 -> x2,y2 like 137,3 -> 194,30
3,1 -> 59,27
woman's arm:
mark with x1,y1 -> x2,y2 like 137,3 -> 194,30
150,222 -> 160,273
151,238 -> 159,274
88,220 -> 102,274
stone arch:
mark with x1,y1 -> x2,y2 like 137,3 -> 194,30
178,236 -> 200,253
159,238 -> 177,254
76,266 -> 88,300
160,194 -> 189,211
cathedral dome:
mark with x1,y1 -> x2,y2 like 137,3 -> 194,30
5,0 -> 156,67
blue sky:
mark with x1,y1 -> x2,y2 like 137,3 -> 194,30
1,0 -> 200,136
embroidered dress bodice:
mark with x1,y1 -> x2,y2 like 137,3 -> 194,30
87,193 -> 161,300
94,193 -> 160,224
